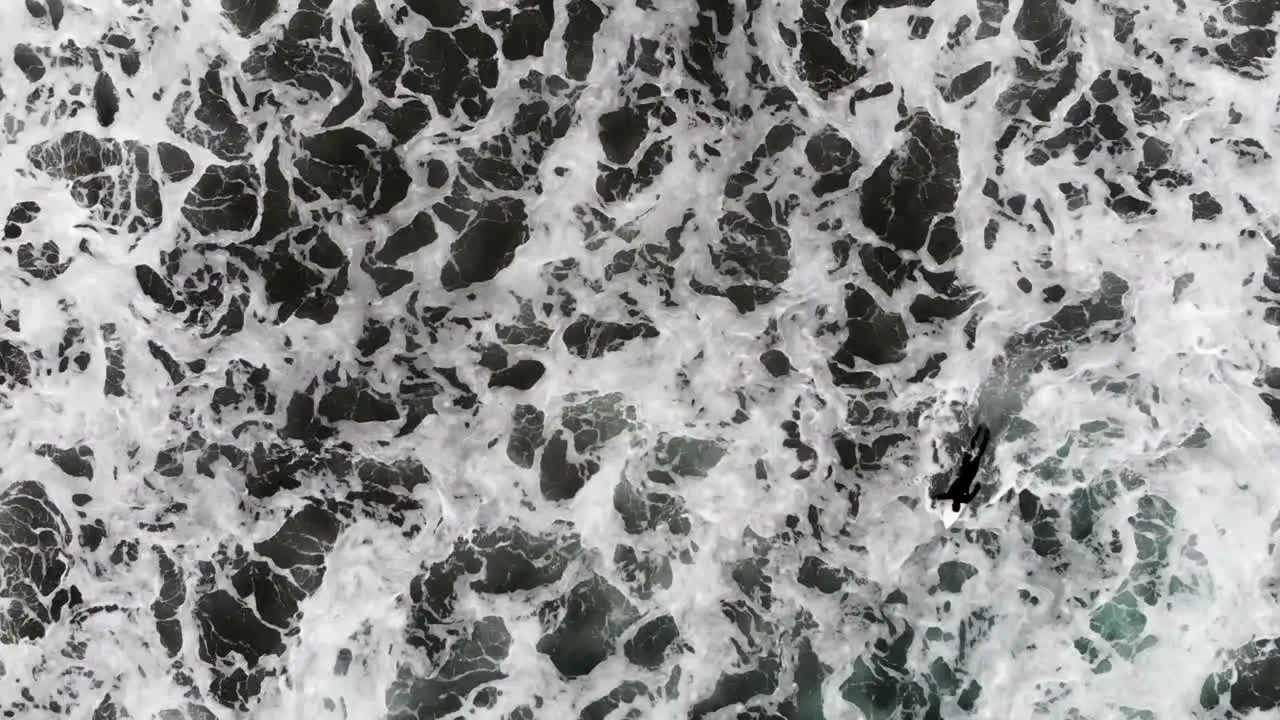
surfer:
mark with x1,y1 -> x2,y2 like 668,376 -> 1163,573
931,424 -> 990,512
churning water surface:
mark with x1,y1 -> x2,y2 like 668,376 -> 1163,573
1,0 -> 1280,718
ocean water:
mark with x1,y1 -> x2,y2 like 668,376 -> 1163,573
1,0 -> 1279,718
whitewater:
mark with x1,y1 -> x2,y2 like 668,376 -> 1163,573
1,0 -> 1279,718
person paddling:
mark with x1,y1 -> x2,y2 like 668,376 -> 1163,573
931,424 -> 990,512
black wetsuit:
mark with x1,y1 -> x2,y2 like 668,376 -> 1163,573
931,424 -> 990,512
